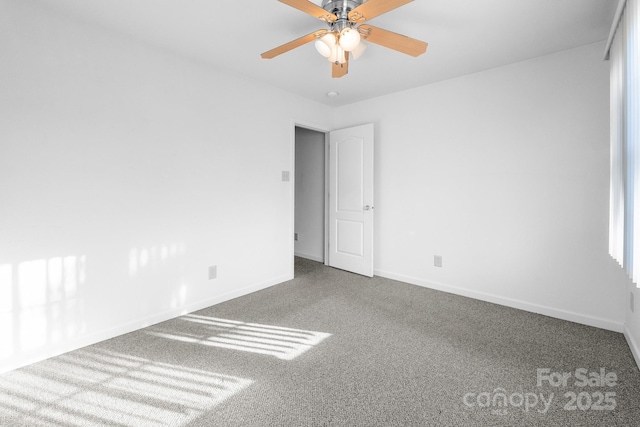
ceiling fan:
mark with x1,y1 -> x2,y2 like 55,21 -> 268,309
261,0 -> 428,78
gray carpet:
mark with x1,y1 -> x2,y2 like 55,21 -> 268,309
1,257 -> 639,426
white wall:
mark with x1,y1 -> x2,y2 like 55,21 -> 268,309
331,42 -> 627,332
294,127 -> 325,262
0,1 -> 331,373
2,1 -> 634,374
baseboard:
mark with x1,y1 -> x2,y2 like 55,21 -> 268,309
623,325 -> 640,370
182,273 -> 293,315
294,251 -> 324,262
374,269 -> 624,333
0,274 -> 291,374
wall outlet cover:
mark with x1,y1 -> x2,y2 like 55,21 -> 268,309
282,171 -> 290,182
209,265 -> 217,280
631,292 -> 635,313
434,255 -> 443,268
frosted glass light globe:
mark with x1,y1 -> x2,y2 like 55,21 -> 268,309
329,45 -> 346,64
339,27 -> 361,52
315,32 -> 336,58
351,41 -> 367,59
337,46 -> 347,64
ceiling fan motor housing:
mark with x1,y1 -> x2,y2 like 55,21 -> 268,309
321,0 -> 364,30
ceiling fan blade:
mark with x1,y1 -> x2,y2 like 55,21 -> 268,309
348,0 -> 413,23
278,0 -> 337,22
261,30 -> 327,59
358,25 -> 427,57
332,53 -> 349,78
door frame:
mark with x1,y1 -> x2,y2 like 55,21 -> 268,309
291,120 -> 331,276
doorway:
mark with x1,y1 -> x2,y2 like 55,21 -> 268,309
294,126 -> 327,264
293,123 -> 374,277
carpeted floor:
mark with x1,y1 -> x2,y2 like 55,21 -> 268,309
1,257 -> 639,426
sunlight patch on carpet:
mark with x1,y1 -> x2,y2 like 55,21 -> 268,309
147,314 -> 332,360
0,347 -> 252,426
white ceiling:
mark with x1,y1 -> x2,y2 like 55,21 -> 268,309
37,0 -> 617,107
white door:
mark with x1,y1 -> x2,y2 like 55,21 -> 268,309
328,123 -> 374,277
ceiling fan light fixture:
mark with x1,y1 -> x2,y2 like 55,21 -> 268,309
328,43 -> 338,63
315,32 -> 336,57
339,27 -> 361,51
329,45 -> 346,64
350,41 -> 367,60
338,47 -> 347,64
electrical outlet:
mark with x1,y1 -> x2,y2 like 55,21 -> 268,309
294,233 -> 299,241
209,265 -> 217,280
282,171 -> 290,182
434,255 -> 443,268
631,292 -> 635,313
